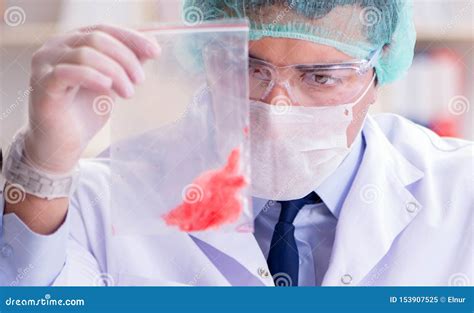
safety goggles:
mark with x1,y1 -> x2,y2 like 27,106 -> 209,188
248,49 -> 381,106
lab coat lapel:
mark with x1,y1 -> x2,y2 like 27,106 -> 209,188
322,116 -> 424,286
190,230 -> 274,286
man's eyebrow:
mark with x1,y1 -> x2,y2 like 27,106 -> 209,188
248,53 -> 267,62
249,53 -> 356,66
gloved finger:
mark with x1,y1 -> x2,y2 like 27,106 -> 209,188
42,64 -> 113,97
78,24 -> 161,60
58,46 -> 135,98
64,30 -> 146,84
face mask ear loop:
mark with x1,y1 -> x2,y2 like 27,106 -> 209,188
344,72 -> 377,149
346,72 -> 377,112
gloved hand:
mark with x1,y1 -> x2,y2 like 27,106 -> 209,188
24,24 -> 161,173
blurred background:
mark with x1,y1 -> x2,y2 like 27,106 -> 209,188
1,0 -> 473,158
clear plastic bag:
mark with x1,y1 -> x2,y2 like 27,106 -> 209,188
109,21 -> 251,235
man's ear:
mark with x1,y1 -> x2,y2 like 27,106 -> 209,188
370,72 -> 379,105
370,87 -> 378,105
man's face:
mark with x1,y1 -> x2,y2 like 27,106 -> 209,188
248,37 -> 377,147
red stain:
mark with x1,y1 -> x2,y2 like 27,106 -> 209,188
163,148 -> 247,232
243,126 -> 249,137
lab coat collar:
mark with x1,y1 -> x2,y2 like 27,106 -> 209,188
321,115 -> 424,286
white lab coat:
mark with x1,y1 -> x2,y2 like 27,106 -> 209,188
41,112 -> 472,287
1,113 -> 472,287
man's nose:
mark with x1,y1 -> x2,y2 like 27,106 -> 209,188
262,81 -> 296,107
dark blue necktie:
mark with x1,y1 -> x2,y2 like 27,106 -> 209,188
267,192 -> 322,286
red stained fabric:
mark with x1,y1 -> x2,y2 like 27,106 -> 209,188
163,148 -> 247,232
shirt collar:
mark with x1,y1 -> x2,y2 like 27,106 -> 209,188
315,133 -> 365,219
252,132 -> 365,220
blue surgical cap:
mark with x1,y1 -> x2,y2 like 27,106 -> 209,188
182,0 -> 417,85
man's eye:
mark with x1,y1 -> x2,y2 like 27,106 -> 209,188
303,73 -> 340,86
249,66 -> 272,81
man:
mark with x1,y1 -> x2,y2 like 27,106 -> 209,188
1,0 -> 472,286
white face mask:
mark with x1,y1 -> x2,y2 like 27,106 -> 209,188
250,75 -> 375,201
